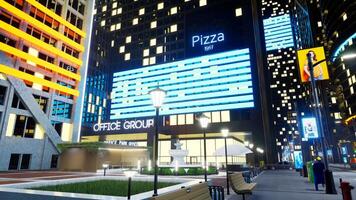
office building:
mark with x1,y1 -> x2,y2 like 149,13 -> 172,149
0,0 -> 94,170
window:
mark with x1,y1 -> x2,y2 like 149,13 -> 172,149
151,21 -> 157,29
125,53 -> 131,60
221,111 -> 230,122
0,86 -> 6,105
170,115 -> 177,125
170,24 -> 177,32
343,13 -> 347,21
126,36 -> 132,43
112,2 -> 117,8
20,154 -> 31,169
100,20 -> 105,27
149,56 -> 156,65
119,46 -> 125,53
8,154 -> 20,170
115,23 -> 121,30
235,8 -> 242,16
51,155 -> 59,168
133,18 -> 138,25
170,7 -> 177,15
143,58 -> 149,66
143,49 -> 149,57
199,0 -> 207,7
157,2 -> 164,10
178,114 -> 185,125
139,8 -> 145,15
156,46 -> 163,54
150,38 -> 156,46
102,5 -> 107,12
212,111 -> 221,123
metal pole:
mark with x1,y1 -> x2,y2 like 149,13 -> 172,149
224,137 -> 230,195
203,129 -> 207,182
104,168 -> 106,176
307,53 -> 336,194
153,107 -> 159,196
127,177 -> 131,200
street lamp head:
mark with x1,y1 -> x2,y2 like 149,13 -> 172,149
102,163 -> 109,169
221,129 -> 229,137
256,147 -> 264,154
248,143 -> 254,149
149,87 -> 166,108
199,114 -> 209,129
124,170 -> 137,178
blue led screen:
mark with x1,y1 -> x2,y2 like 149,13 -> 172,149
110,48 -> 254,119
263,14 -> 295,51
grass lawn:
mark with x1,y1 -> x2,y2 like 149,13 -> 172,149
30,180 -> 177,196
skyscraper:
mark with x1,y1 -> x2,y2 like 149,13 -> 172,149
0,0 -> 94,170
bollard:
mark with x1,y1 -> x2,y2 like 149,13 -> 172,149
340,180 -> 354,200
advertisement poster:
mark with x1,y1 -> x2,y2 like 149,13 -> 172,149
302,117 -> 319,139
297,47 -> 329,82
293,151 -> 303,169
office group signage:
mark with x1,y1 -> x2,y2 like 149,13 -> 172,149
92,118 -> 154,133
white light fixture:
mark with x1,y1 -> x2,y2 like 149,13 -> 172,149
221,129 -> 229,137
149,87 -> 166,108
256,147 -> 264,154
342,53 -> 356,60
249,143 -> 254,148
199,114 -> 209,129
102,164 -> 109,169
124,170 -> 137,178
148,160 -> 152,171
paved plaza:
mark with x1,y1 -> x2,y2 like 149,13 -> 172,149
0,169 -> 354,199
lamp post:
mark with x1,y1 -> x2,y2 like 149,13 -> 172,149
306,52 -> 356,194
102,164 -> 109,176
221,129 -> 230,195
199,114 -> 209,182
124,170 -> 137,200
149,87 -> 166,196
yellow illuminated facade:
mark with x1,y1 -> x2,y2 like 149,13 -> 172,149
0,0 -> 94,171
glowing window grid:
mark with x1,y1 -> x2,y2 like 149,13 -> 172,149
263,14 -> 294,51
111,48 -> 254,119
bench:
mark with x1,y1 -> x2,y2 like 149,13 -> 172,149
229,172 -> 256,200
150,182 -> 224,200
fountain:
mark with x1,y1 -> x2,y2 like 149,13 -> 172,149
169,140 -> 188,166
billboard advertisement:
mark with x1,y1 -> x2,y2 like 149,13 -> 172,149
302,117 -> 319,139
293,151 -> 303,169
111,48 -> 254,119
297,47 -> 329,82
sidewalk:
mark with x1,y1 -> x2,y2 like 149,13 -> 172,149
226,170 -> 344,200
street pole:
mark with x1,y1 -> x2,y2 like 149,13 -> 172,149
203,129 -> 207,182
307,53 -> 337,194
224,137 -> 230,195
127,177 -> 132,200
153,107 -> 159,196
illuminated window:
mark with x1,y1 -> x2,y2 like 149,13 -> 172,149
199,0 -> 207,7
143,49 -> 149,57
96,96 -> 100,105
149,56 -> 156,65
143,58 -> 149,66
235,8 -> 242,16
102,5 -> 107,12
100,20 -> 105,26
119,46 -> 125,53
150,38 -> 156,46
178,114 -> 185,125
112,9 -> 117,16
221,111 -> 230,122
111,40 -> 114,47
170,7 -> 177,15
117,8 -> 122,14
110,25 -> 115,31
27,47 -> 39,66
212,111 -> 221,123
126,36 -> 132,43
151,21 -> 157,29
186,114 -> 194,124
157,2 -> 164,10
125,53 -> 130,60
139,8 -> 145,15
343,13 -> 348,21
170,24 -> 177,32
103,99 -> 106,107
170,115 -> 177,126
351,86 -> 354,95
115,23 -> 121,30
133,18 -> 138,25
112,2 -> 117,8
156,46 -> 163,54
317,21 -> 322,27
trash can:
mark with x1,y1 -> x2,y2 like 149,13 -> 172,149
306,161 -> 314,183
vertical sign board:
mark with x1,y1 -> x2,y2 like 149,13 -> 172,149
301,117 -> 319,140
293,151 -> 303,169
297,47 -> 329,83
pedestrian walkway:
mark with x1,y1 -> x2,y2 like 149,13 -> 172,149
226,170 -> 343,200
